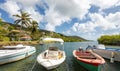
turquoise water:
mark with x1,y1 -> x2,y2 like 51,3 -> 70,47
0,42 -> 120,71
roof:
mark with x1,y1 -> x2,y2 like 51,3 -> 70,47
42,38 -> 64,43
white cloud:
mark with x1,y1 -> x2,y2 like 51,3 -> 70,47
53,0 -> 91,19
72,12 -> 120,33
106,12 -> 120,28
70,12 -> 120,40
0,0 -> 20,18
44,8 -> 70,31
91,0 -> 119,10
43,0 -> 91,31
24,7 -> 43,23
15,0 -> 39,7
115,1 -> 120,6
89,13 -> 116,30
72,22 -> 96,33
0,0 -> 43,23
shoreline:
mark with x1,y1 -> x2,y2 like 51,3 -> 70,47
0,41 -> 120,48
0,41 -> 39,47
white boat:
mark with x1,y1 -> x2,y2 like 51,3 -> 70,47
0,44 -> 36,65
37,38 -> 66,70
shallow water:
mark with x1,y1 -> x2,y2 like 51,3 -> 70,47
0,42 -> 120,71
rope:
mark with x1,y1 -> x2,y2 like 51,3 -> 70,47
102,62 -> 110,71
30,60 -> 37,71
65,61 -> 69,71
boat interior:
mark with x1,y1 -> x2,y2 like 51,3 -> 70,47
75,50 -> 96,59
43,47 -> 63,59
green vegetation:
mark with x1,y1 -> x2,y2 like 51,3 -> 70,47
0,22 -> 86,42
29,20 -> 39,40
13,10 -> 39,41
38,30 -> 87,42
98,34 -> 120,46
0,20 -> 10,41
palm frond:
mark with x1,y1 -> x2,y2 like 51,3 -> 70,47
14,19 -> 21,24
13,14 -> 21,18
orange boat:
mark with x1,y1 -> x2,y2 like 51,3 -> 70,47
73,49 -> 105,71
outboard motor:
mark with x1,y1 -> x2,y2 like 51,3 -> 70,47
93,45 -> 97,49
86,45 -> 93,50
79,47 -> 84,52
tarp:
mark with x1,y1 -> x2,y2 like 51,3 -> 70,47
42,38 -> 64,43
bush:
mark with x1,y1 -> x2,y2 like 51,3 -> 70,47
0,35 -> 10,41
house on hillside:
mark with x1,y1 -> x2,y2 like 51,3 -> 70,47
8,30 -> 32,41
20,35 -> 32,41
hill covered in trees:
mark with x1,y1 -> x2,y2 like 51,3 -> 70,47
98,34 -> 120,46
0,21 -> 87,42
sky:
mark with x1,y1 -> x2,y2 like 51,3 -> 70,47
0,0 -> 120,40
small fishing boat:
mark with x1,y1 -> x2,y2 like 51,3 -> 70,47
37,38 -> 66,70
0,44 -> 36,65
91,44 -> 120,62
73,48 -> 105,71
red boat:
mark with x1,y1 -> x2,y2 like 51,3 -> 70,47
73,49 -> 105,71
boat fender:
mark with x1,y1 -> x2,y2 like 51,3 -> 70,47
110,52 -> 115,63
44,52 -> 47,57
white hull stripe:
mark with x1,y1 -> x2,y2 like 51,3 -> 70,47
0,50 -> 35,60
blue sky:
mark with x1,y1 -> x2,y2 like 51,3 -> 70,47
0,0 -> 120,40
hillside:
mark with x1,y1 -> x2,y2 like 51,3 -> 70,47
0,21 -> 87,42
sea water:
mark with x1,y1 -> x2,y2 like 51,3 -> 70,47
0,42 -> 120,71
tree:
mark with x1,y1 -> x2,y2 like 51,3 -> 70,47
13,10 -> 32,41
13,10 -> 31,28
30,20 -> 38,33
98,34 -> 120,46
29,20 -> 39,40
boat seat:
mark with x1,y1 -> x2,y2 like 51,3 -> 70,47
78,55 -> 96,59
49,47 -> 58,51
76,51 -> 96,59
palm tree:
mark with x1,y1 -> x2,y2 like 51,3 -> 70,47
13,10 -> 31,40
31,20 -> 38,33
13,10 -> 31,28
29,20 -> 39,40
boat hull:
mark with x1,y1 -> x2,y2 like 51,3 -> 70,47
0,46 -> 36,65
75,58 -> 101,71
93,49 -> 120,62
73,50 -> 105,71
37,50 -> 66,70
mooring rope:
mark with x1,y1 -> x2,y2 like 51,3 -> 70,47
65,60 -> 70,71
102,60 -> 110,71
30,60 -> 37,71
